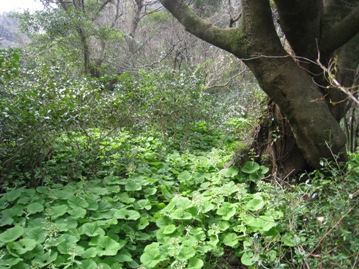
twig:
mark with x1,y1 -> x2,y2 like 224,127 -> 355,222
309,200 -> 358,256
316,58 -> 359,106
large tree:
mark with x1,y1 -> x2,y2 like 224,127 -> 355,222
159,0 -> 359,174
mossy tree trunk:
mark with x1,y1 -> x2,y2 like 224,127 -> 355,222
159,0 -> 359,174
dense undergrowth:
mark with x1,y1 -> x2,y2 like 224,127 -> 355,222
1,49 -> 359,268
1,127 -> 359,269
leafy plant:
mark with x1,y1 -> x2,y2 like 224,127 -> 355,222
0,48 -> 20,85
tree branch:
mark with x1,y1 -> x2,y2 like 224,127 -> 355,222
158,0 -> 238,56
274,0 -> 322,63
320,4 -> 359,55
98,0 -> 112,14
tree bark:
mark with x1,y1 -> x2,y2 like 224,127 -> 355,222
159,0 -> 359,172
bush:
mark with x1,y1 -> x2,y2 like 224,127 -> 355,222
0,60 -> 221,187
0,62 -> 133,187
115,69 -> 218,138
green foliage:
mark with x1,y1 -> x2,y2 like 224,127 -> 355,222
0,128 -> 231,268
0,41 -> 358,269
0,49 -> 20,85
0,62 -> 220,187
15,4 -> 125,76
1,125 -> 359,268
0,63 -> 133,187
115,69 -> 218,142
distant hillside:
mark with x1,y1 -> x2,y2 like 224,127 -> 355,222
0,13 -> 29,48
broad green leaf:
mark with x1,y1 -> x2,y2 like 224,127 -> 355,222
97,263 -> 111,269
212,246 -> 225,257
104,175 -> 121,185
11,239 -> 37,254
0,226 -> 24,243
241,251 -> 255,266
68,206 -> 87,219
2,205 -> 24,217
241,161 -> 260,174
78,259 -> 97,269
260,166 -> 270,174
0,215 -> 14,226
249,173 -> 262,183
57,234 -> 81,254
201,201 -> 214,213
46,205 -> 68,219
86,198 -> 99,211
140,243 -> 166,268
79,223 -> 105,237
137,199 -> 151,210
27,217 -> 46,229
220,166 -> 239,178
26,203 -> 44,215
11,261 -> 29,269
144,187 -> 157,196
137,217 -> 149,230
244,195 -> 264,211
92,208 -> 117,220
81,247 -> 98,258
97,236 -> 123,256
217,221 -> 231,231
117,193 -> 135,204
0,257 -> 22,267
68,195 -> 89,208
25,227 -> 46,243
117,249 -> 133,262
156,216 -> 172,228
125,181 -> 142,191
135,231 -> 151,241
243,215 -> 276,232
17,196 -> 31,205
170,209 -> 193,220
188,257 -> 204,269
54,190 -> 73,200
55,217 -> 77,231
90,187 -> 109,196
178,171 -> 192,182
177,245 -> 196,260
97,199 -> 113,212
114,208 -> 140,220
165,196 -> 192,211
190,227 -> 206,241
216,203 -> 236,220
6,189 -> 23,202
36,186 -> 49,194
163,224 -> 177,234
222,233 -> 239,247
32,251 -> 57,267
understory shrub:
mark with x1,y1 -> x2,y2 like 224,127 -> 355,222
0,57 -> 221,187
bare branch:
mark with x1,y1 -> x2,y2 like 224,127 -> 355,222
317,58 -> 359,106
98,0 -> 113,14
228,0 -> 241,28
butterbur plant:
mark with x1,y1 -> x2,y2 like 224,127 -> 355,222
139,163 -> 283,268
0,178 -> 157,269
3,125 -> 357,269
0,134 -> 279,269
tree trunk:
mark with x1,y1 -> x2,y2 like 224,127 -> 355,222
159,0 -> 359,173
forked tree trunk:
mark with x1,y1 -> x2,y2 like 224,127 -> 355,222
159,0 -> 359,174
